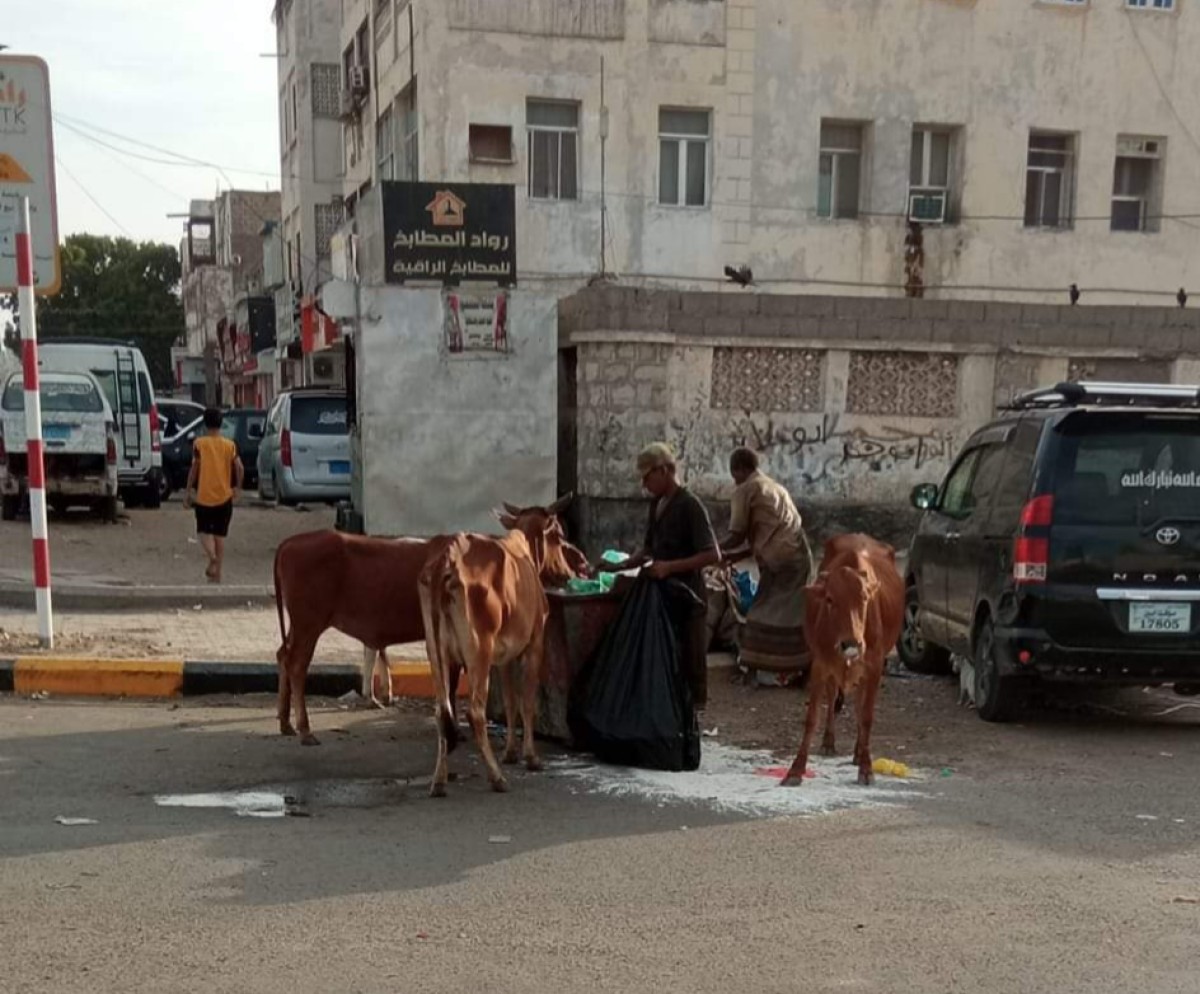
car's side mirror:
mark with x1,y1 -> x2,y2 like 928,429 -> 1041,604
910,483 -> 939,510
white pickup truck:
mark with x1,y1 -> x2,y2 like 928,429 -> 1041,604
0,371 -> 120,521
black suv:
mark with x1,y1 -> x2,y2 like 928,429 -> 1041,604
899,381 -> 1200,721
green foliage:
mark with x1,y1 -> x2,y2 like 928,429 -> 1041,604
4,234 -> 184,389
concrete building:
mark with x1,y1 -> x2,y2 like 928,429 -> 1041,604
318,0 -> 1200,543
335,0 -> 1200,306
180,190 -> 281,405
273,0 -> 346,388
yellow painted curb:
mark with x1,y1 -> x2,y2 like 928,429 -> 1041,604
387,661 -> 469,699
14,658 -> 185,699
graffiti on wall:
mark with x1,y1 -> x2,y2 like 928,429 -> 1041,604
727,411 -> 955,487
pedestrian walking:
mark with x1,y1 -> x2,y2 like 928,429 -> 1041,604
620,443 -> 720,709
185,408 -> 243,584
720,447 -> 814,676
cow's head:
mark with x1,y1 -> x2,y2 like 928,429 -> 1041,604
807,559 -> 880,664
494,494 -> 587,586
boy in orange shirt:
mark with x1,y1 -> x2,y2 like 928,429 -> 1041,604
185,408 -> 243,583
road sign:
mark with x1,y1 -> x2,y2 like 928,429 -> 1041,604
0,56 -> 60,296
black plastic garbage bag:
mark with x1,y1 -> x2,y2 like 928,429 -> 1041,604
569,576 -> 702,772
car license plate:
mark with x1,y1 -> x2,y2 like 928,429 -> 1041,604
1129,602 -> 1192,634
328,460 -> 350,475
43,424 -> 71,440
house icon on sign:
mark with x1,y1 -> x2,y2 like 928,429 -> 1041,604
426,190 -> 467,227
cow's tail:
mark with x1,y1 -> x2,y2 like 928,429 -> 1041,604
423,541 -> 466,753
273,543 -> 290,655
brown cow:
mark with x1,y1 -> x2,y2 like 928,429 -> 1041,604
419,506 -> 576,797
273,497 -> 582,746
782,534 -> 904,787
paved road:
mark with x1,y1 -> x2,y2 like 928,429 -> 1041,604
3,695 -> 1198,993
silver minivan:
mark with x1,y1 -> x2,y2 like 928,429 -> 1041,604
257,389 -> 350,505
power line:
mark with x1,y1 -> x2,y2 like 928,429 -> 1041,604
57,122 -> 188,204
54,155 -> 133,237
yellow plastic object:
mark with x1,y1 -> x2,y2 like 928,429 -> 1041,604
872,757 -> 911,778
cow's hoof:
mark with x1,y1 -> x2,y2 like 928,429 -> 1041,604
819,743 -> 837,758
279,725 -> 296,738
490,777 -> 510,793
780,775 -> 804,788
857,770 -> 875,786
524,756 -> 543,773
430,782 -> 447,799
300,733 -> 321,747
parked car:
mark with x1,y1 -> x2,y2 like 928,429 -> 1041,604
37,339 -> 164,508
257,389 -> 350,505
899,380 -> 1200,721
221,408 -> 267,489
157,399 -> 205,442
0,371 -> 119,521
160,413 -> 203,498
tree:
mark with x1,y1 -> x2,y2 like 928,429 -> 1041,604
4,235 -> 184,389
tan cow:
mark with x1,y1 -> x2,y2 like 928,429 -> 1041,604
273,497 -> 581,747
782,533 -> 904,787
419,506 -> 577,797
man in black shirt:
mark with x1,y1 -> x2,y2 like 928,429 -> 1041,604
622,443 -> 720,708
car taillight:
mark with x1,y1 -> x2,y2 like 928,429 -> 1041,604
281,429 -> 292,468
1014,494 -> 1054,584
149,404 -> 162,453
106,433 -> 117,465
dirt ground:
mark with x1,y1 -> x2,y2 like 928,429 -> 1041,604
0,497 -> 337,588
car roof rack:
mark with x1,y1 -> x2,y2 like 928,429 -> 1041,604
39,337 -> 138,348
1003,381 -> 1200,411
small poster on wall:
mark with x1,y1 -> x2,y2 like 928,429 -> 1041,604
444,290 -> 509,354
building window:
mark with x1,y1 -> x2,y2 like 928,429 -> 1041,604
527,100 -> 579,201
470,124 -> 514,163
1126,0 -> 1174,9
376,107 -> 394,181
909,126 -> 955,224
1024,131 -> 1075,229
311,64 -> 342,119
397,82 -> 418,181
315,203 -> 342,261
818,121 -> 865,220
1111,136 -> 1165,233
658,108 -> 710,207
355,20 -> 370,81
342,43 -> 356,90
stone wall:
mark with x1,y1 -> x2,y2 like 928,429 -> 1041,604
560,286 -> 1200,555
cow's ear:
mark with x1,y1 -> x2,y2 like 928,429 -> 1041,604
493,509 -> 519,529
502,501 -> 523,516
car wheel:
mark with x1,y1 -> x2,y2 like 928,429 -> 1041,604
973,615 -> 1024,723
272,473 -> 293,508
897,585 -> 952,675
123,489 -> 142,510
142,474 -> 162,510
1,495 -> 18,521
157,471 -> 171,503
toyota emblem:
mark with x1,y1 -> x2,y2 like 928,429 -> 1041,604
1156,527 -> 1182,547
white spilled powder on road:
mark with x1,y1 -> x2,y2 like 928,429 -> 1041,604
154,790 -> 287,818
550,742 -> 925,818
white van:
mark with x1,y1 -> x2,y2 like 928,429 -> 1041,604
37,339 -> 164,508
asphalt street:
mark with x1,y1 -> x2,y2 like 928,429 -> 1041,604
2,694 -> 1198,994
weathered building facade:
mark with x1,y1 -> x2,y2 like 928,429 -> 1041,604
311,0 -> 1200,544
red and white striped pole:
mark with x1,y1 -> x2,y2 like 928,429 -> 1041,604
17,196 -> 53,648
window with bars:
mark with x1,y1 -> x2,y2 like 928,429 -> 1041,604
658,108 -> 710,207
1024,131 -> 1076,229
527,100 -> 579,201
1127,0 -> 1174,9
1111,136 -> 1165,233
396,82 -> 418,181
311,64 -> 341,118
376,107 -> 394,181
818,121 -> 866,220
909,126 -> 956,224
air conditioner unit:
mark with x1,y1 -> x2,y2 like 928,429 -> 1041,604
339,87 -> 359,121
1117,137 -> 1161,158
312,355 -> 335,381
908,189 -> 948,225
350,65 -> 369,100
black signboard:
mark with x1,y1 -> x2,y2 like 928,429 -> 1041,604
381,181 -> 516,287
